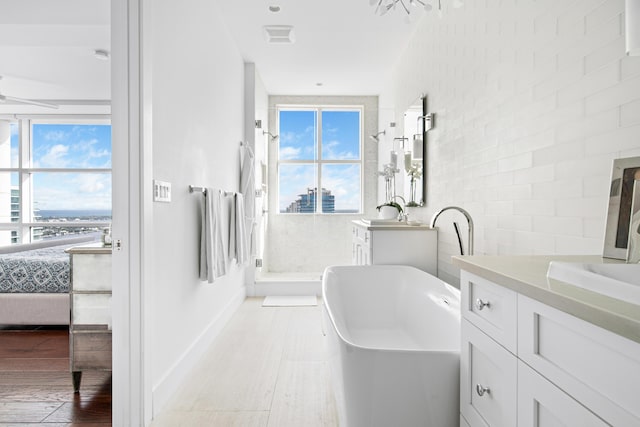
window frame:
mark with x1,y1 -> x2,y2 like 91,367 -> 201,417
276,105 -> 363,215
0,116 -> 112,244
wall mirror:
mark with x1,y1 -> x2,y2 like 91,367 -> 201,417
401,96 -> 429,207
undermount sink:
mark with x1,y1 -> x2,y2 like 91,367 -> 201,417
360,218 -> 404,226
547,261 -> 640,305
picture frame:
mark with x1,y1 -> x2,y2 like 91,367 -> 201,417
603,156 -> 640,260
628,180 -> 640,263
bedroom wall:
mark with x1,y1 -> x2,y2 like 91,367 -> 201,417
148,0 -> 247,413
380,0 -> 640,285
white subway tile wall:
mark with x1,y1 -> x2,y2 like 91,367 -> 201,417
383,0 -> 640,284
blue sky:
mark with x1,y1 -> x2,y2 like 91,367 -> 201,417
9,123 -> 112,211
278,110 -> 361,212
32,124 -> 112,169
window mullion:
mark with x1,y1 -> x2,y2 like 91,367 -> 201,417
20,120 -> 31,241
316,108 -> 322,213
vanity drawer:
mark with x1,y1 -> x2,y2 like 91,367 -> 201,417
518,295 -> 640,426
461,319 -> 517,427
517,360 -> 607,427
461,272 -> 517,353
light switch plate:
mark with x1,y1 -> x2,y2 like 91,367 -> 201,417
153,180 -> 171,202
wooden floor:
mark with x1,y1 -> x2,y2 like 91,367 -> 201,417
151,297 -> 338,427
0,326 -> 112,426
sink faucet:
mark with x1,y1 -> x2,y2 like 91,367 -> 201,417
391,195 -> 407,221
430,206 -> 474,255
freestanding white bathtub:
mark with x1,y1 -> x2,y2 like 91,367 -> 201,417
322,265 -> 461,427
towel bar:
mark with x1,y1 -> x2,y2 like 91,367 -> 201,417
189,185 -> 234,197
189,185 -> 206,194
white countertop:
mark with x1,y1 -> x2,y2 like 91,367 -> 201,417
453,255 -> 640,344
352,219 -> 434,230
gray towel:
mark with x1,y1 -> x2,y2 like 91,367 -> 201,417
200,188 -> 227,283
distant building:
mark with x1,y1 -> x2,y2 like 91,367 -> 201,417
11,188 -> 18,244
285,187 -> 335,213
10,188 -> 42,243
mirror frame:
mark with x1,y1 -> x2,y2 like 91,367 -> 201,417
402,95 -> 428,207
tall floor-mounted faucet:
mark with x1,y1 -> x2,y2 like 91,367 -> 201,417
430,206 -> 474,255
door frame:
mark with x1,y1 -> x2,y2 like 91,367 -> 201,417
111,0 -> 152,425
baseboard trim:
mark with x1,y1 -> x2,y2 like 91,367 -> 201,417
151,285 -> 246,417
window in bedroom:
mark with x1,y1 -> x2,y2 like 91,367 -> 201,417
0,119 -> 111,245
277,107 -> 362,214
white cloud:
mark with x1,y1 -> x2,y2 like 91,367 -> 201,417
44,130 -> 68,142
322,164 -> 360,211
279,146 -> 302,160
322,139 -> 356,160
78,174 -> 107,193
33,173 -> 111,210
38,144 -> 70,167
279,127 -> 316,159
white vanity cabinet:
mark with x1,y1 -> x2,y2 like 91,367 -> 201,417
67,243 -> 112,392
460,272 -> 518,427
460,269 -> 640,427
351,220 -> 437,275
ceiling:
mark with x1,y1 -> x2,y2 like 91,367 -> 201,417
216,0 -> 423,95
0,0 -> 110,103
0,0 -> 425,103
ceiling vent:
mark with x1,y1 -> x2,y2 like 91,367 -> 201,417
263,25 -> 295,44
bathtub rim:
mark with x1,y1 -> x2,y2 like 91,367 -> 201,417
321,264 -> 461,354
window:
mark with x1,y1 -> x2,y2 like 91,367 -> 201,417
277,107 -> 362,214
0,119 -> 111,245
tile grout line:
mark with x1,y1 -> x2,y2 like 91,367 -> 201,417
264,307 -> 294,427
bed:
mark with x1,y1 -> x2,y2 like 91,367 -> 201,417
0,235 -> 97,325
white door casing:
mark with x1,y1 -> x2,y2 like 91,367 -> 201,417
111,0 -> 152,425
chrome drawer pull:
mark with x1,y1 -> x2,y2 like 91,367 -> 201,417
475,298 -> 491,310
476,384 -> 490,397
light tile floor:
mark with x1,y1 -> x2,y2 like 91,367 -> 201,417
151,297 -> 338,427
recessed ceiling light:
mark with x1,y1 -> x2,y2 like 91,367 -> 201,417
93,49 -> 110,60
269,5 -> 281,12
316,82 -> 323,86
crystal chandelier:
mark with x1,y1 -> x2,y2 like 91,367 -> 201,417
370,0 -> 463,16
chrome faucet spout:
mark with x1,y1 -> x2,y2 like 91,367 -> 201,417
391,195 -> 406,206
430,206 -> 474,255
391,195 -> 407,221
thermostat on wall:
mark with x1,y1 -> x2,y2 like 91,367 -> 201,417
153,179 -> 171,202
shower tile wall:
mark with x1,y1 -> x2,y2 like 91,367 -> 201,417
266,95 -> 379,274
381,0 -> 640,285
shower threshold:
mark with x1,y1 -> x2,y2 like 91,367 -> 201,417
253,271 -> 322,297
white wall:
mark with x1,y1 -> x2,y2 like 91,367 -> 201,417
382,0 -> 640,285
266,95 -> 379,274
149,0 -> 247,413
